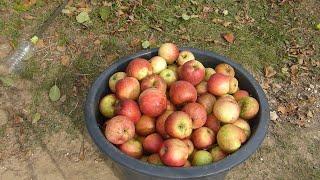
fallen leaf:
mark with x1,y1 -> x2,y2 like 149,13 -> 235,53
76,11 -> 90,24
60,94 -> 67,103
23,14 -> 35,20
13,115 -> 23,127
49,85 -> 61,102
99,7 -> 110,21
22,0 -> 37,8
222,33 -> 235,43
35,39 -> 45,48
141,40 -> 150,49
116,9 -> 124,17
277,105 -> 287,114
264,66 -> 277,78
290,65 -> 299,76
32,113 -> 41,124
182,13 -> 191,21
222,21 -> 232,27
130,38 -> 141,47
270,111 -> 279,121
61,55 -> 70,66
94,39 -> 101,45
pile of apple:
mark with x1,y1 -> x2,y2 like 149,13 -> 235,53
99,43 -> 260,167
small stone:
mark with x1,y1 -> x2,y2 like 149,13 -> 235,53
307,111 -> 313,118
309,84 -> 314,89
222,10 -> 229,16
260,158 -> 264,161
270,111 -> 279,121
0,109 -> 9,126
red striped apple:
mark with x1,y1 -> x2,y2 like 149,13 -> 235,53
141,74 -> 167,94
180,60 -> 205,85
158,43 -> 179,64
169,81 -> 197,106
159,138 -> 189,167
115,77 -> 140,100
115,99 -> 141,124
182,103 -> 207,129
215,63 -> 235,77
165,111 -> 193,139
126,58 -> 152,80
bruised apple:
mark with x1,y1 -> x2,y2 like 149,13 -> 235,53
105,115 -> 135,145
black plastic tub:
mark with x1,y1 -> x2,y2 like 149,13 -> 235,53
85,48 -> 269,180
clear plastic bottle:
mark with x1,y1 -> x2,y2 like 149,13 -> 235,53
4,40 -> 35,73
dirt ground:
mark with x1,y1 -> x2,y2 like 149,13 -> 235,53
0,0 -> 319,179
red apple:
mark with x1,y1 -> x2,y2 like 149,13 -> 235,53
99,94 -> 118,118
158,43 -> 179,64
229,77 -> 239,94
115,77 -> 140,100
115,99 -> 141,124
150,56 -> 167,74
207,73 -> 230,96
156,111 -> 173,139
205,68 -> 216,81
182,103 -> 207,129
159,138 -> 189,167
233,90 -> 249,101
147,154 -> 164,165
182,139 -> 194,156
126,58 -> 152,80
143,133 -> 164,153
180,60 -> 205,85
213,97 -> 240,123
169,81 -> 197,106
135,115 -> 156,136
197,93 -> 216,114
177,51 -> 195,66
191,127 -> 215,150
138,88 -> 167,117
140,74 -> 167,94
165,111 -> 193,139
233,118 -> 251,140
215,63 -> 235,77
104,115 -> 135,145
238,97 -> 260,120
210,146 -> 227,162
205,114 -> 220,134
109,72 -> 126,93
217,124 -> 246,153
119,139 -> 143,159
159,69 -> 177,86
196,81 -> 207,95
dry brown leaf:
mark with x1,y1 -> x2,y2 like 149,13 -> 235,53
277,105 -> 288,114
23,14 -> 35,20
212,18 -> 224,24
61,55 -> 70,66
130,38 -> 141,47
290,65 -> 299,76
35,39 -> 45,48
203,6 -> 212,13
23,0 -> 37,8
222,33 -> 235,43
264,66 -> 277,78
94,39 -> 101,45
222,21 -> 232,27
